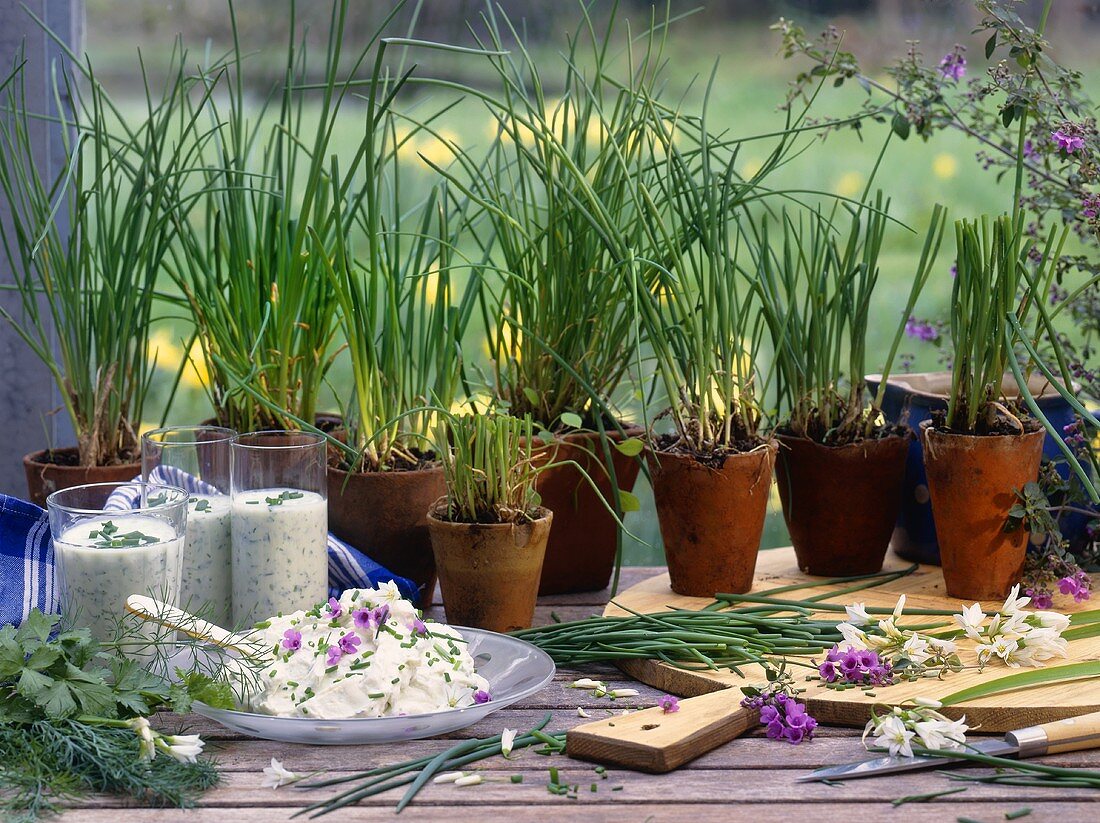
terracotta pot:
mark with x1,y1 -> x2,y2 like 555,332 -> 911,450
649,442 -> 777,597
776,432 -> 910,577
921,422 -> 1045,600
327,464 -> 445,605
23,448 -> 140,508
427,506 -> 552,632
532,426 -> 644,595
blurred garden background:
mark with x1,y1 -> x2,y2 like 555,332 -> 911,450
77,0 -> 1100,562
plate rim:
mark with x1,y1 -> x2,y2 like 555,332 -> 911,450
192,625 -> 556,725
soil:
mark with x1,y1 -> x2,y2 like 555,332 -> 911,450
327,444 -> 438,473
651,432 -> 774,469
29,448 -> 137,467
777,421 -> 912,447
428,500 -> 542,527
929,406 -> 1043,437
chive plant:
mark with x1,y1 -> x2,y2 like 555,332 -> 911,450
0,41 -> 209,466
168,0 -> 408,433
751,197 -> 947,444
434,413 -> 541,525
419,2 -> 695,429
942,213 -> 1097,498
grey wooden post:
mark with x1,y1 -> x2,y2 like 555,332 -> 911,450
0,0 -> 83,497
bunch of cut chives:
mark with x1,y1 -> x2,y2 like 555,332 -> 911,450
510,564 -> 922,671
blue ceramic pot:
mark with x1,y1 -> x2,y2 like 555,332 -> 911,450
866,372 -> 1094,565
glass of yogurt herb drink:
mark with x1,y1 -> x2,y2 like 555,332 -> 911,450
143,426 -> 236,626
47,482 -> 188,642
231,431 -> 328,627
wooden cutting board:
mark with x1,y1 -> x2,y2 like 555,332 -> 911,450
566,548 -> 1099,772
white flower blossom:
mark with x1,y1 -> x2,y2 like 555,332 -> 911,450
127,716 -> 157,761
160,733 -> 205,764
1032,611 -> 1071,633
610,688 -> 639,698
262,758 -> 299,789
913,716 -> 968,751
577,707 -> 591,718
844,603 -> 872,626
501,728 -> 517,758
1000,584 -> 1031,615
871,714 -> 915,758
454,774 -> 483,787
953,603 -> 986,641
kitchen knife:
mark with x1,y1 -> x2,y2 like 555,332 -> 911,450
797,710 -> 1100,782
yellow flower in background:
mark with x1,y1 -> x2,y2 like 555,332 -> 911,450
835,171 -> 863,198
146,330 -> 209,390
741,158 -> 763,179
415,129 -> 460,168
932,153 -> 958,179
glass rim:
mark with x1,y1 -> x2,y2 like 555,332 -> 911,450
231,430 -> 327,451
142,425 -> 238,445
46,481 -> 189,516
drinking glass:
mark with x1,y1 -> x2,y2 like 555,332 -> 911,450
47,481 -> 188,642
143,425 -> 236,626
230,431 -> 328,626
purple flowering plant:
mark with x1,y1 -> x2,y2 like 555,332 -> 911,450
817,645 -> 894,687
740,667 -> 818,745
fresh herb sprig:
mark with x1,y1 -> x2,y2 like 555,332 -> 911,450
0,610 -> 231,820
87,521 -> 158,548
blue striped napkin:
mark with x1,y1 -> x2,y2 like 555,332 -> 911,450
0,471 -> 419,626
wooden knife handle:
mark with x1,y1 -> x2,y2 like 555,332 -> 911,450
1008,710 -> 1100,756
566,689 -> 756,773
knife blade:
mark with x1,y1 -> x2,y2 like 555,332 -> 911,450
797,709 -> 1100,783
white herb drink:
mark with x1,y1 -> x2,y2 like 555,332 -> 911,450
182,494 -> 233,624
231,488 -> 328,625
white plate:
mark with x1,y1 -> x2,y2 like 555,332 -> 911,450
191,628 -> 555,744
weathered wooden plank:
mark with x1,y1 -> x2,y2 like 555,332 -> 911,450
54,802 -> 1096,823
57,767 -> 1100,808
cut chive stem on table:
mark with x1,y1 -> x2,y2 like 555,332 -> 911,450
293,714 -> 567,816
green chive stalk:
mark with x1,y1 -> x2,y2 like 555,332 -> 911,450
418,1 -> 698,429
0,40 -> 209,466
434,413 -> 540,525
167,0 -> 406,432
751,196 -> 947,444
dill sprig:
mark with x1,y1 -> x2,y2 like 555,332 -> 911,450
0,609 -> 233,820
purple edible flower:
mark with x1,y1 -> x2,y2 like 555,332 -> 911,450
938,47 -> 967,81
282,629 -> 302,652
740,689 -> 817,745
353,604 -> 391,631
327,597 -> 343,619
905,316 -> 939,343
1052,129 -> 1086,154
338,631 -> 361,655
816,645 -> 893,686
1058,571 -> 1092,603
410,617 -> 428,637
326,645 -> 343,666
657,694 -> 680,714
473,689 -> 492,704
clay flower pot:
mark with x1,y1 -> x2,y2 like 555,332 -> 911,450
775,432 -> 910,577
328,464 -> 446,605
427,505 -> 552,633
23,448 -> 140,508
532,426 -> 643,595
649,442 -> 777,597
921,421 -> 1045,600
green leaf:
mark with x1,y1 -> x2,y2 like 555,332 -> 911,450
560,412 -> 583,430
1001,104 -> 1016,128
16,609 -> 57,644
38,680 -> 78,718
891,112 -> 910,140
16,667 -> 54,698
522,386 -> 540,407
985,32 -> 997,59
941,662 -> 1100,706
618,490 -> 641,513
24,644 -> 62,671
613,438 -> 644,457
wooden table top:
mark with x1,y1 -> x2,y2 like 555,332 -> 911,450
67,566 -> 1100,822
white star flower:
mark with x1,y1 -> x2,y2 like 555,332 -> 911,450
262,758 -> 299,789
